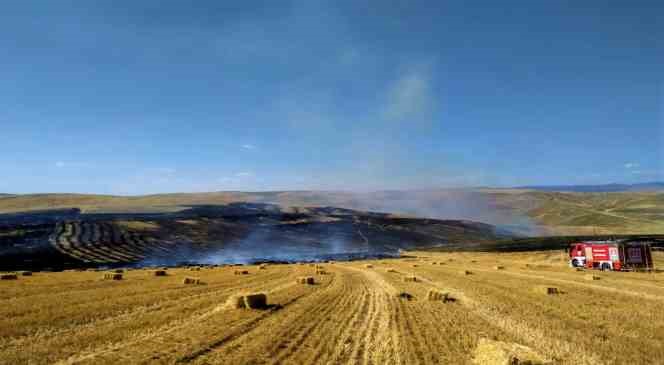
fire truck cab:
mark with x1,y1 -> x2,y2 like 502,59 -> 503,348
569,242 -> 621,270
569,241 -> 654,271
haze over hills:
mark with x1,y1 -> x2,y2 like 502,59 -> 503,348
2,187 -> 664,236
515,182 -> 664,193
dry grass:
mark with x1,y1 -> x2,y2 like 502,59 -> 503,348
585,274 -> 601,281
0,251 -> 663,364
473,338 -> 551,365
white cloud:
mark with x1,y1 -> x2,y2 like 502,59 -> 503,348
241,144 -> 256,150
624,162 -> 640,169
382,67 -> 434,122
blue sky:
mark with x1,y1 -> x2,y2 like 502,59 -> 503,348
0,1 -> 662,194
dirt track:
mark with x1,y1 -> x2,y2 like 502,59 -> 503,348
1,251 -> 663,364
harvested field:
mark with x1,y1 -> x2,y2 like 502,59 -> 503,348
0,251 -> 663,364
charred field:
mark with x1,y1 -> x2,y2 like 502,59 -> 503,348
0,203 -> 507,271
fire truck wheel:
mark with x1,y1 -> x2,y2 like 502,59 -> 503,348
571,259 -> 580,267
601,263 -> 611,271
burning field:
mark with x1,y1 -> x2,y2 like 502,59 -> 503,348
0,250 -> 663,364
0,203 -> 505,271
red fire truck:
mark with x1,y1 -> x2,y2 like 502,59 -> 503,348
569,241 -> 654,271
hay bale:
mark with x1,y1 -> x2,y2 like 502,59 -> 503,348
226,293 -> 268,309
103,273 -> 123,280
386,268 -> 397,273
182,277 -> 201,285
461,270 -> 473,275
19,271 -> 33,276
470,260 -> 477,263
397,292 -> 414,300
427,289 -> 451,302
234,270 -> 249,275
473,338 -> 551,365
585,274 -> 601,281
153,270 -> 168,277
494,266 -> 505,270
535,286 -> 561,295
412,264 -> 419,268
243,293 -> 268,309
403,275 -> 418,282
431,262 -> 438,265
0,273 -> 18,280
365,264 -> 374,269
259,264 -> 267,270
297,276 -> 315,285
190,267 -> 201,271
316,269 -> 327,275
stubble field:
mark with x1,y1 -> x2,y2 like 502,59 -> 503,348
1,251 -> 663,365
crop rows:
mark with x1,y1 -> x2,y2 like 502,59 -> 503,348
50,221 -> 167,263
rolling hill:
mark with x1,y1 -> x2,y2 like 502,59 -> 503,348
2,189 -> 664,235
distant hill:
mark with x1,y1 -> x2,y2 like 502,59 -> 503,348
1,188 -> 664,236
516,182 -> 664,193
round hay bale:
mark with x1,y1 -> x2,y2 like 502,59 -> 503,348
259,264 -> 267,270
494,266 -> 505,270
365,264 -> 374,269
153,270 -> 168,277
234,270 -> 249,275
19,271 -> 33,276
316,269 -> 327,275
461,270 -> 473,275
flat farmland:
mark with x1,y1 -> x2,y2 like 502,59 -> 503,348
1,252 -> 663,365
